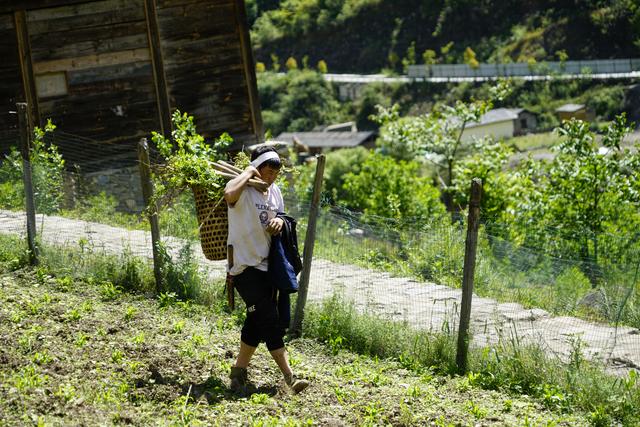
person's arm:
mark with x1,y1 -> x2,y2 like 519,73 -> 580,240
265,185 -> 285,235
224,166 -> 260,206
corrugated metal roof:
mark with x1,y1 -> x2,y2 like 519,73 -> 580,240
466,108 -> 519,128
276,131 -> 375,148
556,103 -> 586,112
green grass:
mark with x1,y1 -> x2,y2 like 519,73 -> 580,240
304,294 -> 640,426
508,132 -> 559,152
0,268 -> 593,426
3,230 -> 640,424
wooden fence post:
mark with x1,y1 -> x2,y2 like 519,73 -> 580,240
137,138 -> 163,294
17,102 -> 38,264
456,178 -> 483,374
290,154 -> 326,338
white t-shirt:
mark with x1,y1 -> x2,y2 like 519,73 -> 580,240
227,184 -> 284,276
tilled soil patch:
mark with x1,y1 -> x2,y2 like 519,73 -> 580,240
0,269 -> 590,425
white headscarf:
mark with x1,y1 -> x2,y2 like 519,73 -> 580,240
250,151 -> 280,168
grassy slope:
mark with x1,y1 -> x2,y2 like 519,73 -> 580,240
0,269 -> 589,426
252,0 -> 638,73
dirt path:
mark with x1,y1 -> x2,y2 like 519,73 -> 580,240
1,210 -> 638,375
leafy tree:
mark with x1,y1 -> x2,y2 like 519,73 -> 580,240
270,53 -> 280,72
341,152 -> 445,222
258,70 -> 343,135
440,41 -> 455,64
255,62 -> 266,73
295,147 -> 371,204
502,114 -> 640,282
402,41 -> 416,74
353,83 -> 394,131
285,56 -> 298,71
317,59 -> 328,73
463,47 -> 479,69
422,49 -> 437,65
387,17 -> 403,72
451,138 -> 512,219
555,49 -> 568,70
372,81 -> 512,214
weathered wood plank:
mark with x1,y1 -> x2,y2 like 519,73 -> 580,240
32,33 -> 149,62
27,6 -> 144,35
157,16 -> 235,39
31,21 -> 148,58
160,36 -> 241,56
31,19 -> 146,44
26,0 -> 137,22
0,1 -> 109,15
163,53 -> 241,68
66,62 -> 152,85
157,0 -> 234,9
0,13 -> 15,30
156,1 -> 234,17
33,48 -> 151,73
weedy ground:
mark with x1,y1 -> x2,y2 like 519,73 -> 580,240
0,268 -> 590,426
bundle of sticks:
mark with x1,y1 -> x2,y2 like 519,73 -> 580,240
211,160 -> 269,192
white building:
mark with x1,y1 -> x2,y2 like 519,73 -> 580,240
461,108 -> 537,141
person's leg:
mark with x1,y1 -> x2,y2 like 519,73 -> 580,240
234,268 -> 308,393
229,268 -> 263,393
269,346 -> 292,378
234,340 -> 257,368
269,346 -> 309,393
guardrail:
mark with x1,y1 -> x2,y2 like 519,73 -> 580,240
408,58 -> 640,78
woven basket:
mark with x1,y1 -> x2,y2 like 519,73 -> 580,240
192,186 -> 228,261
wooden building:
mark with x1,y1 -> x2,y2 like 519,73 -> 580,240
555,104 -> 595,122
0,0 -> 262,169
276,131 -> 376,156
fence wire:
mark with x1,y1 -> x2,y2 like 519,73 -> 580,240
292,195 -> 640,375
0,131 -> 638,376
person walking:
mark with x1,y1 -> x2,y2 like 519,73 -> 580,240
224,146 -> 308,394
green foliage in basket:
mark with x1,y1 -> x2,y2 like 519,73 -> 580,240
151,111 -> 233,200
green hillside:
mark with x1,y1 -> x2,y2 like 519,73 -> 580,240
248,0 -> 640,73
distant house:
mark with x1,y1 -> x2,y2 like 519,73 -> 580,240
461,108 -> 537,141
276,129 -> 376,155
510,108 -> 538,135
555,104 -> 595,122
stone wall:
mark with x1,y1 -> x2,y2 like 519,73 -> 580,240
88,166 -> 144,212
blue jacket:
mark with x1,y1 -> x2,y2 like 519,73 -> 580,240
269,214 -> 302,328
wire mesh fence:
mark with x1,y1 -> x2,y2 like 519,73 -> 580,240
1,124 -> 639,376
297,197 -> 640,375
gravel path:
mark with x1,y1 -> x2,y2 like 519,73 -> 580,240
1,210 -> 638,375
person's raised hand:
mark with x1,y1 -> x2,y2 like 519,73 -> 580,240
266,217 -> 284,235
245,165 -> 261,179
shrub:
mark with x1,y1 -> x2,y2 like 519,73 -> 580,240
317,59 -> 328,73
285,56 -> 298,71
0,120 -> 64,214
152,110 -> 232,202
295,147 -> 370,204
341,152 -> 445,222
